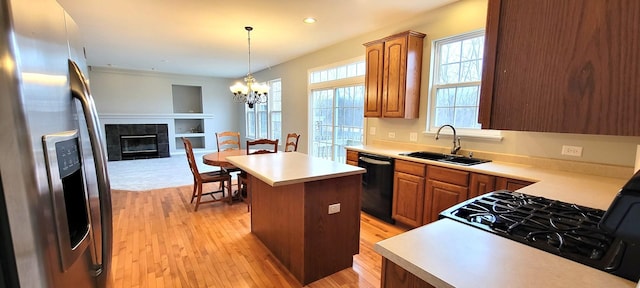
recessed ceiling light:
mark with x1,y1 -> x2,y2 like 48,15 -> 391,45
303,17 -> 316,24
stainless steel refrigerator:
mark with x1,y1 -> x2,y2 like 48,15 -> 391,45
0,0 -> 112,287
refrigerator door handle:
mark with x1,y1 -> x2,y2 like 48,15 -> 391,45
68,59 -> 112,278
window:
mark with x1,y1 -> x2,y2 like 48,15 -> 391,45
429,30 -> 485,130
309,59 -> 365,162
246,79 -> 282,142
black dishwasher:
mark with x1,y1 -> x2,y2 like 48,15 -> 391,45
358,153 -> 395,224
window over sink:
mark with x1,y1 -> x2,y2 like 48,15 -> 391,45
427,30 -> 501,140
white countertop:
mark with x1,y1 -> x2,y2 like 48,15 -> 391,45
226,152 -> 365,187
348,145 -> 627,210
375,219 -> 634,288
346,145 -> 636,287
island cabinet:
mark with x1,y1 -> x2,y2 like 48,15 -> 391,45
346,149 -> 359,166
381,258 -> 434,288
392,160 -> 426,227
364,31 -> 425,118
423,166 -> 469,224
478,0 -> 640,136
226,152 -> 365,286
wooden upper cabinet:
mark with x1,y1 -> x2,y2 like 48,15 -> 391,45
364,42 -> 384,117
364,31 -> 425,118
478,0 -> 640,136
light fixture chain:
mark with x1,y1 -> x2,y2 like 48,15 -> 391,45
246,26 -> 252,76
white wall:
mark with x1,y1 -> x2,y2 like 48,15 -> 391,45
253,0 -> 640,167
88,0 -> 640,166
89,67 -> 242,153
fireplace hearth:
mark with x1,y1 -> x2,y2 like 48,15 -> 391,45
105,124 -> 169,161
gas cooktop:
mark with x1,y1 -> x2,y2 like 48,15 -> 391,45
439,191 -> 634,281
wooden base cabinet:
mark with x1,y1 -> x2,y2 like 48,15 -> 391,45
381,258 -> 434,288
469,173 -> 497,199
346,149 -> 359,166
470,173 -> 534,198
496,177 -> 533,191
423,166 -> 469,224
392,160 -> 426,227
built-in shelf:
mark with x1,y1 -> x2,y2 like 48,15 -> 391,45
176,136 -> 204,150
174,119 -> 204,134
172,85 -> 203,113
172,84 -> 207,151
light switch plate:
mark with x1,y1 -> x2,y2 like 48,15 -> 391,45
369,127 -> 376,135
410,132 -> 418,142
388,132 -> 395,139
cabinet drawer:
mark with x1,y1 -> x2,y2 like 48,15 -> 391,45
346,150 -> 359,162
427,166 -> 469,187
496,177 -> 533,191
395,159 -> 426,177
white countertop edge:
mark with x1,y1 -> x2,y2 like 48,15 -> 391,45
374,242 -> 453,288
226,152 -> 365,187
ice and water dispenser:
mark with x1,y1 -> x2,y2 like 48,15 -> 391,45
43,130 -> 91,271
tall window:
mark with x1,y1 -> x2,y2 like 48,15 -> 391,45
429,30 -> 485,130
246,79 -> 282,141
309,59 -> 365,162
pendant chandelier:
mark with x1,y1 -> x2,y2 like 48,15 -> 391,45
230,26 -> 269,109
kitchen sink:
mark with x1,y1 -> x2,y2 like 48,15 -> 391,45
399,151 -> 491,166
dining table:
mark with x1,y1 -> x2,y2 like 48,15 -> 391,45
202,149 -> 247,171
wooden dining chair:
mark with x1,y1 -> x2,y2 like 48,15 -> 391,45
239,138 -> 279,212
215,131 -> 241,151
284,133 -> 300,152
215,131 -> 242,192
182,137 -> 232,211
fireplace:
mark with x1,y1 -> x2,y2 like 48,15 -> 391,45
105,124 -> 169,161
120,134 -> 158,159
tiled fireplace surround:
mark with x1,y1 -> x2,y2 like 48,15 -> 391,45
105,124 -> 170,161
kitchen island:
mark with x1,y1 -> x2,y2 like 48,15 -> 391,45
225,152 -> 366,285
346,144 -> 636,287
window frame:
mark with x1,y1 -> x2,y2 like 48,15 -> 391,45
245,78 -> 282,142
426,30 -> 502,140
308,57 -> 366,161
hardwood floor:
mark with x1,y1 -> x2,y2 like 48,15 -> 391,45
109,184 -> 407,287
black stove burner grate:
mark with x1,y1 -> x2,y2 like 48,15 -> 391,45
440,191 -> 622,274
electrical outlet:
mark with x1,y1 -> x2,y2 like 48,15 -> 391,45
369,127 -> 376,135
409,132 -> 418,142
328,203 -> 341,214
561,145 -> 583,157
388,132 -> 395,139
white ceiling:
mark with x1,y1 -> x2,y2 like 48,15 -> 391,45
57,0 -> 457,78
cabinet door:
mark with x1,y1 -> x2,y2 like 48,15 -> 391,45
424,180 -> 468,224
382,36 -> 408,118
364,41 -> 384,117
479,0 -> 640,136
392,172 -> 425,228
495,177 -> 533,191
469,173 -> 496,199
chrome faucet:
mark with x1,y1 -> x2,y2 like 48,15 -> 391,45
435,124 -> 461,155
